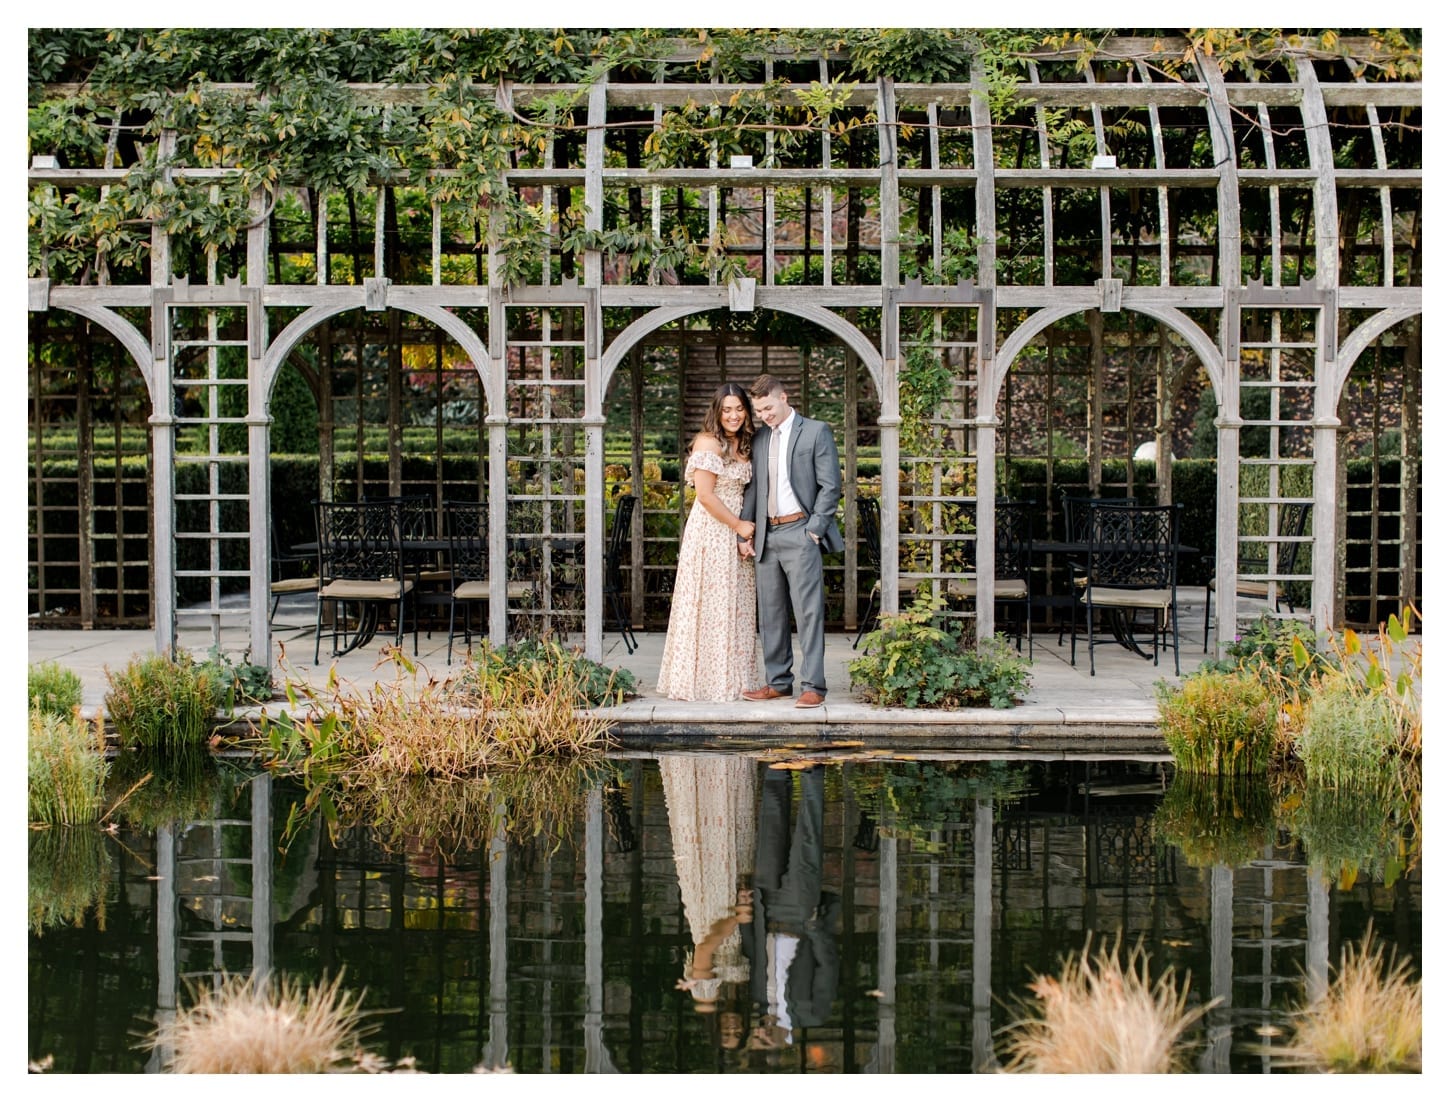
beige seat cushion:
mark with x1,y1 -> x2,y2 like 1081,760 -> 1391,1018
453,580 -> 536,600
1087,586 -> 1173,611
417,569 -> 453,583
947,577 -> 1027,599
270,577 -> 319,594
320,578 -> 412,599
1208,575 -> 1274,599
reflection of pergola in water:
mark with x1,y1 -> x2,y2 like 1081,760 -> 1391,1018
26,33 -> 1420,662
129,765 -> 1356,1073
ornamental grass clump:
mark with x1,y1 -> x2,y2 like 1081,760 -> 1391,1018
28,709 -> 109,825
147,972 -> 374,1074
1280,931 -> 1420,1073
28,660 -> 83,718
1155,670 -> 1276,775
104,649 -> 230,752
999,937 -> 1214,1074
1296,684 -> 1402,789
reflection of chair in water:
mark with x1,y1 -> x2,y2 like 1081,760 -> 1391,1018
313,499 -> 415,662
1203,501 -> 1310,652
947,500 -> 1034,658
604,495 -> 639,654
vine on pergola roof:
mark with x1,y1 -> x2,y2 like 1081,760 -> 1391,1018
27,27 -> 1422,284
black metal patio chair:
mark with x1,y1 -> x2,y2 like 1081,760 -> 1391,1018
604,495 -> 639,654
1070,501 -> 1183,676
442,500 -> 535,663
313,499 -> 415,663
947,499 -> 1034,658
268,524 -> 318,622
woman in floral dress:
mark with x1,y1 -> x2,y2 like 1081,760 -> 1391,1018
656,383 -> 761,701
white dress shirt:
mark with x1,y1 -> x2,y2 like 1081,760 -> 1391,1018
769,411 -> 805,517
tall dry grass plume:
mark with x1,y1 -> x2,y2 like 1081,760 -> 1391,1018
1281,930 -> 1421,1072
1000,936 -> 1214,1073
147,972 -> 373,1073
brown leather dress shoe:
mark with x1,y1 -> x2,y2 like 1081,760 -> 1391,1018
794,690 -> 826,709
742,686 -> 788,701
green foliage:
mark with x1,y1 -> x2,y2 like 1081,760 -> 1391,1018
194,648 -> 275,704
28,710 -> 110,825
1296,684 -> 1402,790
107,750 -> 230,831
28,660 -> 83,718
1196,614 -> 1321,692
1286,782 -> 1415,889
103,648 -> 230,752
899,338 -> 956,455
1155,669 -> 1276,775
28,827 -> 113,935
1153,771 -> 1274,868
463,637 -> 637,708
849,760 -> 1030,852
849,593 -> 1032,709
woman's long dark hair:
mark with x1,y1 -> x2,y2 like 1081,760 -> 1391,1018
699,382 -> 755,460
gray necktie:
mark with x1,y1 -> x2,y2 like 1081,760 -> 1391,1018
767,429 -> 780,517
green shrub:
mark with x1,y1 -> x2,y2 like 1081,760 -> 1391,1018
104,649 -> 230,752
1197,614 -> 1321,693
464,637 -> 637,707
28,710 -> 109,825
195,649 -> 275,704
1297,684 -> 1402,789
1155,670 -> 1276,775
1153,771 -> 1274,868
848,594 -> 1031,708
28,660 -> 83,717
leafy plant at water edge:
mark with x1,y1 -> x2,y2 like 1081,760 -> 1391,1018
1155,670 -> 1276,775
194,648 -> 275,704
849,593 -> 1031,709
1196,614 -> 1322,694
999,935 -> 1216,1073
28,660 -> 82,718
461,637 -> 637,707
28,709 -> 109,825
104,648 -> 231,752
1152,770 -> 1274,868
1279,929 -> 1420,1072
1301,607 -> 1421,758
28,826 -> 112,935
1295,685 -> 1401,790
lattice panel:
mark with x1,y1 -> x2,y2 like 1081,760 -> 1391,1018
1236,307 -> 1318,615
897,305 -> 981,629
505,304 -> 587,639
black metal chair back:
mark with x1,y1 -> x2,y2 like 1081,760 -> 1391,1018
604,496 -> 638,653
316,500 -> 401,582
1270,501 -> 1311,579
992,500 -> 1033,582
1085,502 -> 1180,589
371,494 -> 436,576
852,497 -> 884,648
1060,490 -> 1135,543
858,496 -> 882,573
444,500 -> 489,584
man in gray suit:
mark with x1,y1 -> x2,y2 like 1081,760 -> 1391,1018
738,374 -> 843,709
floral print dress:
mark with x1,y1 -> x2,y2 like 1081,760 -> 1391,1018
656,450 -> 760,701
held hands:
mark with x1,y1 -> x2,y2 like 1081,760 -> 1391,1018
736,519 -> 756,558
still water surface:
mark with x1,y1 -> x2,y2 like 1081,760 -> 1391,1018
29,755 -> 1420,1073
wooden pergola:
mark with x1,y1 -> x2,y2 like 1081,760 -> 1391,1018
27,32 -> 1421,662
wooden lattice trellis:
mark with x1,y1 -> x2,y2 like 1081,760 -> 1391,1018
26,33 -> 1421,658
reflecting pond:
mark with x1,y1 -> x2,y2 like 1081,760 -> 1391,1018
29,754 -> 1421,1073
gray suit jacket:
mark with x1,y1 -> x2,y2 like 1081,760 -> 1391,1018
742,415 -> 844,557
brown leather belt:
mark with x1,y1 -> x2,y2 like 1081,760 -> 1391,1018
767,511 -> 807,526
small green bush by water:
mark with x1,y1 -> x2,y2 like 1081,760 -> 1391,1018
463,637 -> 637,707
28,660 -> 82,718
28,710 -> 109,825
849,594 -> 1031,708
1297,685 -> 1402,789
104,649 -> 230,751
1156,670 -> 1276,775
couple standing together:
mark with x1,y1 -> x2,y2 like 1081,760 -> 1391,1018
656,374 -> 843,708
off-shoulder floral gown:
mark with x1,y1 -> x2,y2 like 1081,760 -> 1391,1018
656,450 -> 761,701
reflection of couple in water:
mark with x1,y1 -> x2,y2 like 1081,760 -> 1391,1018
660,754 -> 839,1061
